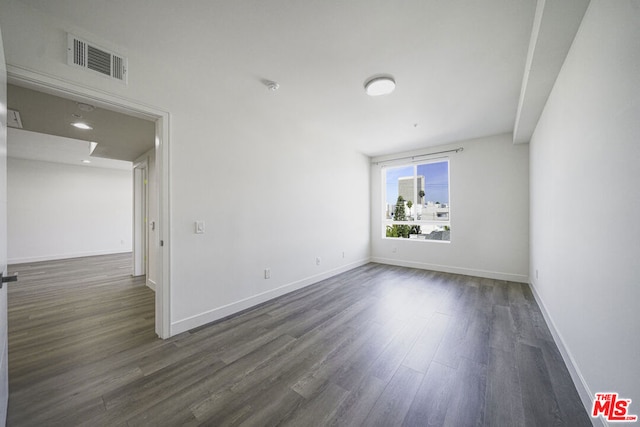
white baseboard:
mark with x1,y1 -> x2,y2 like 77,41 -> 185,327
170,258 -> 371,336
371,257 -> 529,283
8,249 -> 132,265
528,278 -> 606,427
146,279 -> 156,292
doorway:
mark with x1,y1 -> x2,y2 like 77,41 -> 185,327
6,67 -> 170,338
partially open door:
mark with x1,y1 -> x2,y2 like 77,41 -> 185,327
0,22 -> 10,426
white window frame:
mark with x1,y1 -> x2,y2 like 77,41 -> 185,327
382,158 -> 451,242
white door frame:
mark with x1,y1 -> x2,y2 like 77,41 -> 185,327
6,65 -> 172,338
0,24 -> 10,425
133,161 -> 147,277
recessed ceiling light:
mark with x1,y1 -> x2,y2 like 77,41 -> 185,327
81,160 -> 91,164
72,122 -> 93,130
364,76 -> 396,96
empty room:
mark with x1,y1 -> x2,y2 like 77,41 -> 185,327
0,0 -> 638,426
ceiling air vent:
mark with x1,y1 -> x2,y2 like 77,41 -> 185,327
67,34 -> 128,84
7,110 -> 23,129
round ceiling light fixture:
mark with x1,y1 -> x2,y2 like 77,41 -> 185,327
364,75 -> 396,96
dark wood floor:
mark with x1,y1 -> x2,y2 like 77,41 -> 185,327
6,254 -> 592,426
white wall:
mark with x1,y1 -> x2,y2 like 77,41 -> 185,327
7,157 -> 133,263
530,0 -> 640,410
170,142 -> 370,333
371,133 -> 529,282
0,2 -> 372,334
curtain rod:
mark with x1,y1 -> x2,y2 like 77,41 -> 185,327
372,147 -> 464,165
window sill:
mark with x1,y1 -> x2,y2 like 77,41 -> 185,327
382,236 -> 451,243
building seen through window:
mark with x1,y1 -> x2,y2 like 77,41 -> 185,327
383,159 -> 450,241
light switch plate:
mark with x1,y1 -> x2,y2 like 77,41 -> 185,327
195,220 -> 205,234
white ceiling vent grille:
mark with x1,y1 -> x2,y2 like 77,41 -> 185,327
67,34 -> 127,84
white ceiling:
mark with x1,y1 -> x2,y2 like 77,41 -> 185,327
7,84 -> 155,162
8,128 -> 133,170
5,0 -> 586,156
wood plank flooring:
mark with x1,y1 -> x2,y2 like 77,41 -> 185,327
6,254 -> 592,426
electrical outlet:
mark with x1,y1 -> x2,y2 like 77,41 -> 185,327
264,268 -> 271,279
316,257 -> 321,266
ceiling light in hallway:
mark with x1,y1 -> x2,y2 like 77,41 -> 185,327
71,122 -> 93,130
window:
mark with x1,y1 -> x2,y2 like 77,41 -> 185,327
383,159 -> 450,241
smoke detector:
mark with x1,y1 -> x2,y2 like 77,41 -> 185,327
262,79 -> 280,91
77,102 -> 95,112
